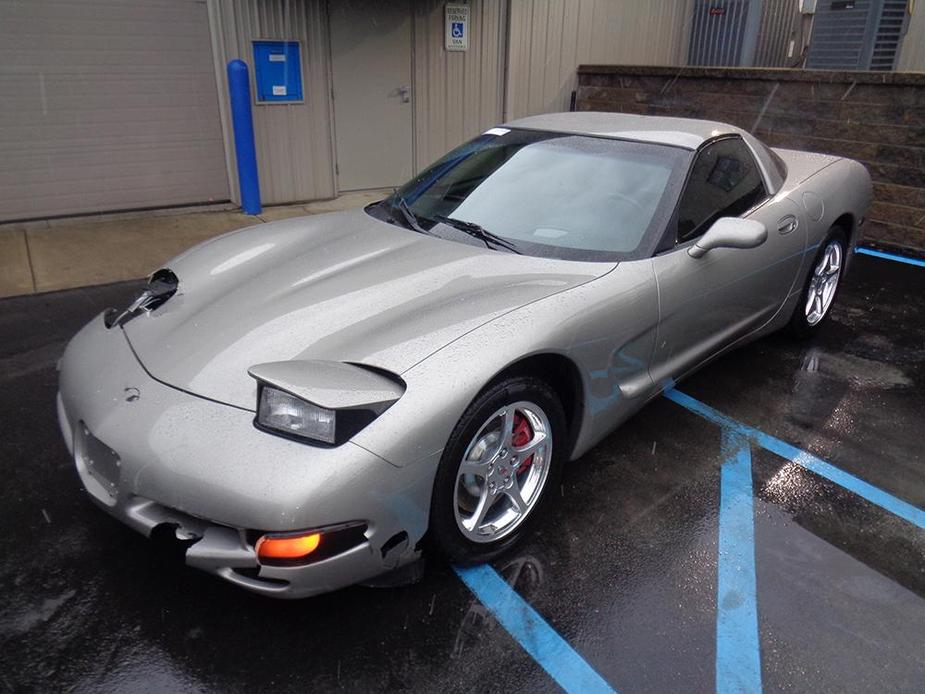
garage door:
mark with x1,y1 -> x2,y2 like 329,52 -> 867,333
0,0 -> 229,221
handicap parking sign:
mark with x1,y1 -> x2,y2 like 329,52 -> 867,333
445,4 -> 469,51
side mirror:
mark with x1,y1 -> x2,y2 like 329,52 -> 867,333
688,218 -> 768,258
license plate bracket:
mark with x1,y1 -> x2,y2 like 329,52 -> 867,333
76,422 -> 121,499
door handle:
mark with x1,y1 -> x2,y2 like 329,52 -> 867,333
398,85 -> 411,103
777,215 -> 798,235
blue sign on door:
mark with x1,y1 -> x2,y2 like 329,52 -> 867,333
451,21 -> 465,38
252,40 -> 303,103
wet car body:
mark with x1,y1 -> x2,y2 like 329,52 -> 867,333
57,112 -> 872,597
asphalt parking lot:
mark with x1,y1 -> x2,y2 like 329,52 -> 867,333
1,249 -> 923,693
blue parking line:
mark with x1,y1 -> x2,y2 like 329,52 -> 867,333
454,564 -> 617,694
664,389 -> 925,530
856,247 -> 925,268
716,430 -> 763,694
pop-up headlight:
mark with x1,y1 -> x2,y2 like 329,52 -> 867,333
248,360 -> 405,447
105,268 -> 178,328
257,385 -> 336,444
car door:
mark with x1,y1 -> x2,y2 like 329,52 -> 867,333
648,136 -> 806,385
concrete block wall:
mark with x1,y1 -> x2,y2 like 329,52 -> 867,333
576,65 -> 925,253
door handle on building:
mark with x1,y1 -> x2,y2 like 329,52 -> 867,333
398,85 -> 412,103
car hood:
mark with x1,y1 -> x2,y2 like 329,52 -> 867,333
123,208 -> 612,411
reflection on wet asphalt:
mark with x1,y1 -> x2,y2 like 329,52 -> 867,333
1,254 -> 923,692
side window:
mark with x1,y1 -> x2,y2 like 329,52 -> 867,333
676,137 -> 767,244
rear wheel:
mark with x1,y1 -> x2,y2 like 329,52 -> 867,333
789,228 -> 846,338
429,376 -> 566,563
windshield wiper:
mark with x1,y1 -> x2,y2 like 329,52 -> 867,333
433,214 -> 521,254
390,196 -> 433,236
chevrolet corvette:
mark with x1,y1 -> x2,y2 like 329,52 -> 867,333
57,112 -> 872,597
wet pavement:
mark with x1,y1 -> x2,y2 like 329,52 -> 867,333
1,252 -> 923,693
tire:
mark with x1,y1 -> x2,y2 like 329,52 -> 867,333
788,227 -> 847,338
429,376 -> 567,564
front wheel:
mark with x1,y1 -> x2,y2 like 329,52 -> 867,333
788,228 -> 846,338
429,376 -> 566,564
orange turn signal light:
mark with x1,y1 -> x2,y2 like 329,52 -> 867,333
256,532 -> 321,561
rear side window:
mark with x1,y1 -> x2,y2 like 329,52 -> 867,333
675,137 -> 767,243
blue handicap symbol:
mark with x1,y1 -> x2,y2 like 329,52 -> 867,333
452,21 -> 464,38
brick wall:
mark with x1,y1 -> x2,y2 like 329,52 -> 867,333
576,65 -> 925,253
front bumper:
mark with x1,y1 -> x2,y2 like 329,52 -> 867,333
57,313 -> 434,598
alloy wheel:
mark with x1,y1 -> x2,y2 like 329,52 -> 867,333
453,401 -> 553,543
805,239 -> 842,326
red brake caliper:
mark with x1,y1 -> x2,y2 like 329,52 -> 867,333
511,412 -> 534,474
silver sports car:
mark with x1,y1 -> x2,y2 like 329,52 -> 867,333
58,113 -> 872,598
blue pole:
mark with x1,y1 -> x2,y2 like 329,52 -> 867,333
226,59 -> 261,215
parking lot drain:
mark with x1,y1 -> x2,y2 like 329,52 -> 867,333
716,430 -> 762,694
453,564 -> 616,694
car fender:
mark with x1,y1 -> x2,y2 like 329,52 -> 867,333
775,153 -> 872,264
805,157 -> 872,256
351,258 -> 660,468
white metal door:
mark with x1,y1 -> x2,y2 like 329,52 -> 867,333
329,0 -> 414,191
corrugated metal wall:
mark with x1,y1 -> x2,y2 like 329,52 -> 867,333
412,0 -> 507,170
505,0 -> 694,119
208,0 -> 505,199
0,0 -> 229,222
5,0 -> 923,221
753,0 -> 802,67
207,0 -> 336,205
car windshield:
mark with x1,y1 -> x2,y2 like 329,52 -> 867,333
373,128 -> 690,261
